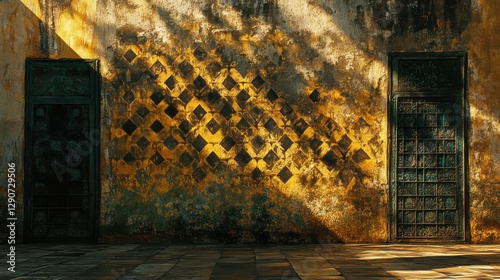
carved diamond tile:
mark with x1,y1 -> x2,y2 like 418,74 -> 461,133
124,49 -> 137,63
113,78 -> 124,89
149,60 -> 165,77
235,58 -> 250,77
193,167 -> 207,182
220,136 -> 236,151
338,134 -> 352,151
123,90 -> 135,103
136,136 -> 150,150
337,168 -> 354,185
164,135 -> 179,150
193,105 -> 207,120
280,103 -> 293,117
237,118 -> 251,132
207,118 -> 221,134
165,75 -> 176,90
207,90 -> 222,104
179,151 -> 194,166
237,90 -> 250,107
218,46 -> 236,66
178,120 -> 192,135
208,62 -> 222,76
220,102 -> 234,120
322,149 -> 340,171
278,167 -> 293,183
251,75 -> 265,89
193,75 -> 207,90
266,89 -> 278,103
252,167 -> 263,180
293,118 -> 309,137
280,135 -> 293,151
150,90 -> 164,105
178,89 -> 193,104
264,150 -> 279,167
309,136 -> 323,152
150,151 -> 165,166
223,76 -> 237,90
324,118 -> 338,133
251,136 -> 266,151
309,89 -> 320,102
129,68 -> 143,83
123,152 -> 136,164
136,106 -> 150,119
193,46 -> 208,61
192,135 -> 208,152
264,118 -> 278,133
352,148 -> 370,163
243,113 -> 259,127
150,120 -> 164,133
206,151 -> 221,167
122,119 -> 137,136
235,149 -> 252,168
250,106 -> 263,120
292,150 -> 307,168
178,60 -> 194,76
165,104 -> 179,119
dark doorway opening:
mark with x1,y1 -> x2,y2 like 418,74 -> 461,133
24,59 -> 100,242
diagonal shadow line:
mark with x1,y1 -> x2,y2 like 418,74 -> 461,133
97,1 -> 389,243
7,0 -> 102,243
89,0 -> 398,243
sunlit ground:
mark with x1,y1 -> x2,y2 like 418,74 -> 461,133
341,244 -> 500,279
1,243 -> 499,279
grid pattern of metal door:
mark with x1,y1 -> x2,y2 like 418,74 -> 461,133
25,59 -> 99,242
390,53 -> 467,241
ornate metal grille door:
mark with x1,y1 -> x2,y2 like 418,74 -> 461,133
390,53 -> 467,241
25,59 -> 100,242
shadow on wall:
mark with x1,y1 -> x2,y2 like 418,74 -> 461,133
103,173 -> 340,244
13,0 -> 493,244
0,0 -> 89,244
98,0 -> 391,244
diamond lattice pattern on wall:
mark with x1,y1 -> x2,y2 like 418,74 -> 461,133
113,46 -> 373,186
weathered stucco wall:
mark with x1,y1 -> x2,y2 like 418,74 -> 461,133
465,0 -> 500,243
1,0 -> 499,243
0,0 -> 97,242
97,0 -> 389,243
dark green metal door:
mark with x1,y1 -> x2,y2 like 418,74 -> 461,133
25,59 -> 100,242
389,53 -> 467,241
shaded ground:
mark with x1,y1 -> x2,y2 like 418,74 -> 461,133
1,243 -> 499,279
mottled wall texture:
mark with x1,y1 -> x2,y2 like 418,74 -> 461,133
1,0 -> 499,243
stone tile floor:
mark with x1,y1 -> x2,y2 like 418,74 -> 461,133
1,243 -> 499,279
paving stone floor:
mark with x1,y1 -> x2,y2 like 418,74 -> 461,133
1,243 -> 499,279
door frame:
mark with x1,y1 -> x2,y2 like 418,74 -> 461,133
24,58 -> 100,242
388,52 -> 469,242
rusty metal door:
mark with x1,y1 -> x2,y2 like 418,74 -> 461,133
389,53 -> 467,241
25,59 -> 100,242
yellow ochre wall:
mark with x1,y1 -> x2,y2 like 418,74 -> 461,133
0,0 -> 499,243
